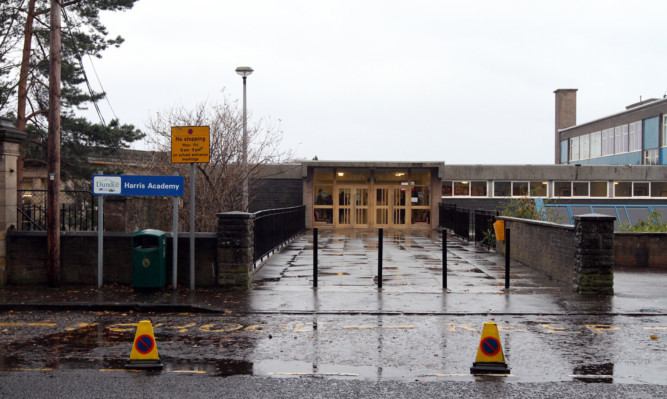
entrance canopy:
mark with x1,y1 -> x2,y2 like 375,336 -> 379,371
302,161 -> 444,229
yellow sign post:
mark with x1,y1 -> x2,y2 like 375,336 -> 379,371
470,321 -> 511,374
125,320 -> 163,370
171,126 -> 210,164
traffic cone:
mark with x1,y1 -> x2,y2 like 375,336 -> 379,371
125,320 -> 163,370
470,321 -> 510,374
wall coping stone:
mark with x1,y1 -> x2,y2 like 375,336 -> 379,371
574,213 -> 617,222
216,211 -> 255,219
498,216 -> 574,230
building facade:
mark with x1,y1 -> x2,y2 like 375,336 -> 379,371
555,89 -> 667,166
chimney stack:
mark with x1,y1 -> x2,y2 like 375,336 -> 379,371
554,89 -> 578,164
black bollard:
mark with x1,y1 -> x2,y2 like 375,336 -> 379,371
313,228 -> 318,288
443,229 -> 447,289
504,228 -> 510,290
378,228 -> 383,289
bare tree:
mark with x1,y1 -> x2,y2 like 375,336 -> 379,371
144,94 -> 291,231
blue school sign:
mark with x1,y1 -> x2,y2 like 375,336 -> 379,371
92,175 -> 184,196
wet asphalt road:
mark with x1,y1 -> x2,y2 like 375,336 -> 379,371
1,231 -> 666,396
0,311 -> 665,385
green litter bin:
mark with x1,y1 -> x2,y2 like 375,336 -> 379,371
131,229 -> 167,288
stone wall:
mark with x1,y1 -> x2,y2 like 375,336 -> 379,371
498,218 -> 576,285
498,214 -> 615,294
216,212 -> 254,287
7,231 -> 217,287
615,233 -> 667,268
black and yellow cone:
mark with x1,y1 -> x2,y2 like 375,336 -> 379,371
470,321 -> 510,374
125,320 -> 163,370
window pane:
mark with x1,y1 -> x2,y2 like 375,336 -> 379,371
633,182 -> 649,197
651,182 -> 667,197
602,128 -> 614,155
471,181 -> 487,196
560,140 -> 568,163
614,182 -> 631,197
590,182 -> 607,197
573,182 -> 589,197
614,125 -> 628,153
494,181 -> 511,196
454,181 -> 470,196
554,182 -> 571,197
570,137 -> 580,161
591,132 -> 602,157
629,121 -> 642,152
530,181 -> 547,197
442,181 -> 452,196
580,134 -> 590,159
512,182 -> 528,196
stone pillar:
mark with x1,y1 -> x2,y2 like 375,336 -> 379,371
216,211 -> 254,287
0,118 -> 27,286
573,214 -> 615,295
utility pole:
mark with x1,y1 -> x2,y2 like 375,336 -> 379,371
47,0 -> 62,286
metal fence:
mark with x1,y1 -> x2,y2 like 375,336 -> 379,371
439,203 -> 499,245
253,205 -> 305,263
17,190 -> 96,231
439,203 -> 471,241
473,209 -> 499,248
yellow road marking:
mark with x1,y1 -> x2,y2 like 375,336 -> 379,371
199,323 -> 243,333
7,368 -> 54,371
65,322 -> 98,331
0,323 -> 24,326
343,325 -> 414,329
171,370 -> 207,374
27,322 -> 56,326
586,324 -> 619,334
447,324 -> 476,332
644,326 -> 667,330
107,323 -> 138,332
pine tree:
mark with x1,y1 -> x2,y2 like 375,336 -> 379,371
1,0 -> 144,185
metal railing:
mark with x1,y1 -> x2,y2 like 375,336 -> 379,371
473,209 -> 499,248
439,203 -> 471,240
17,190 -> 96,231
253,205 -> 305,263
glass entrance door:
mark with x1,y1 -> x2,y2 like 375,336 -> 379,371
337,187 -> 369,228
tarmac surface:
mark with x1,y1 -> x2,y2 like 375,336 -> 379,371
1,229 -> 665,316
1,230 -> 666,394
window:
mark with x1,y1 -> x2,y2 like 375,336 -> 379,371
663,115 -> 667,147
442,181 -> 452,196
590,182 -> 608,197
554,182 -> 571,197
529,181 -> 548,197
644,149 -> 659,165
454,181 -> 470,196
590,131 -> 602,158
633,182 -> 649,197
614,125 -> 629,153
602,128 -> 614,155
512,182 -> 528,196
573,182 -> 589,197
471,181 -> 487,196
651,182 -> 667,197
629,121 -> 642,152
614,182 -> 631,197
494,181 -> 511,197
569,137 -> 580,161
580,134 -> 590,160
560,140 -> 568,164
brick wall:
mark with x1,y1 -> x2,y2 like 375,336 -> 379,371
499,218 -> 576,285
249,179 -> 303,213
7,231 -> 217,286
615,233 -> 667,268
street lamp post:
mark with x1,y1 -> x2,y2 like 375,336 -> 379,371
235,66 -> 253,212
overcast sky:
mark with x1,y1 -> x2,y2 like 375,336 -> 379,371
86,0 -> 667,164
